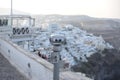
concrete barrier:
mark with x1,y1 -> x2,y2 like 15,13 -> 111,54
0,38 -> 53,80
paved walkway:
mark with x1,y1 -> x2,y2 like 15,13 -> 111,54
0,53 -> 28,80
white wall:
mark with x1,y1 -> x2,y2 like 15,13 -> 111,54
0,38 -> 53,80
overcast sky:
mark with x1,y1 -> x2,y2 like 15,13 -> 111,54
0,0 -> 120,18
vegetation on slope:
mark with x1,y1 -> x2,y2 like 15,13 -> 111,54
71,49 -> 120,80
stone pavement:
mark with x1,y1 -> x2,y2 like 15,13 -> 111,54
0,53 -> 28,80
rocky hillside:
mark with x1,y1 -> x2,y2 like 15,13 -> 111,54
23,24 -> 113,67
32,15 -> 120,49
72,49 -> 120,80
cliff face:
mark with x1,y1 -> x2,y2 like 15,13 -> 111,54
94,49 -> 120,80
72,49 -> 120,80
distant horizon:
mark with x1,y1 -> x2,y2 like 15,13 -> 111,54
0,0 -> 120,19
0,7 -> 120,19
0,0 -> 120,18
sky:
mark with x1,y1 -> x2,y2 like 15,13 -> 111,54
0,0 -> 120,18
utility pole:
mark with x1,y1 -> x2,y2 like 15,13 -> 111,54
11,0 -> 13,27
